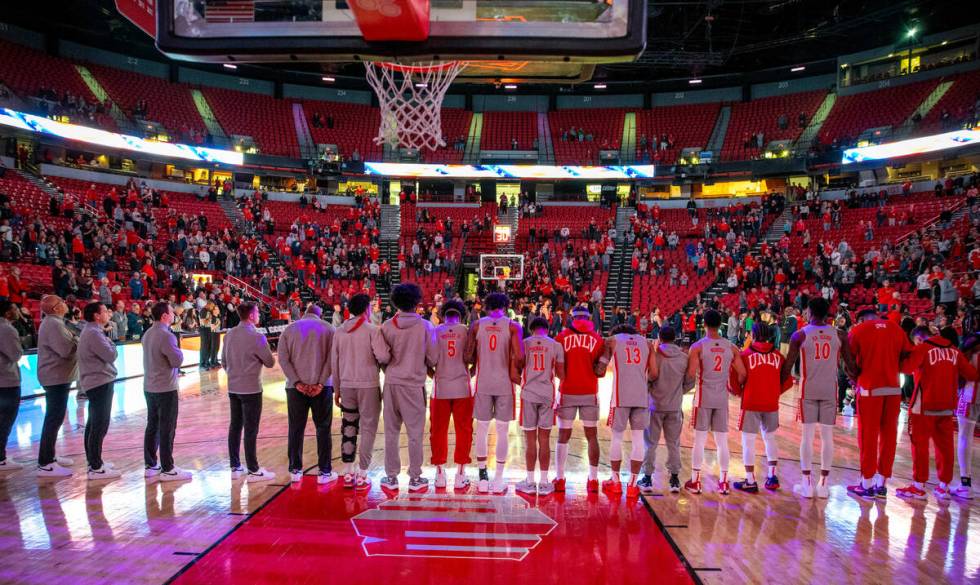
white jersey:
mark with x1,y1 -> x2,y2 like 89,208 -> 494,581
799,324 -> 842,401
691,336 -> 736,409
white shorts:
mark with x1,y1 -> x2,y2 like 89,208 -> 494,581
801,398 -> 836,426
520,400 -> 554,431
557,393 -> 599,428
693,406 -> 728,432
738,410 -> 779,434
610,407 -> 650,432
474,393 -> 515,422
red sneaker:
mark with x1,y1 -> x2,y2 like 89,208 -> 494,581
602,479 -> 623,494
587,479 -> 600,493
896,484 -> 927,500
718,480 -> 731,495
626,484 -> 641,499
552,477 -> 566,493
684,479 -> 702,494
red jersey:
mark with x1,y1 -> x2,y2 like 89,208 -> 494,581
848,318 -> 913,396
731,342 -> 790,412
555,323 -> 604,395
901,336 -> 979,414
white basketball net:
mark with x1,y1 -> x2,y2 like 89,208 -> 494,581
365,61 -> 467,151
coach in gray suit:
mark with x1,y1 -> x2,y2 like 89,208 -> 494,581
78,302 -> 120,482
142,301 -> 192,482
278,304 -> 335,484
35,295 -> 78,478
0,301 -> 24,472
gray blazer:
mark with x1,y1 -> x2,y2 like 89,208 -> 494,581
222,323 -> 275,394
142,323 -> 184,393
37,315 -> 78,387
0,318 -> 23,387
78,323 -> 118,391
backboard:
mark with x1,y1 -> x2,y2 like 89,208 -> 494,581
479,254 -> 524,281
157,0 -> 646,83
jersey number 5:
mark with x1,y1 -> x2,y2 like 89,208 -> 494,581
447,339 -> 456,358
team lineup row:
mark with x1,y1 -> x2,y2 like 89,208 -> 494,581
2,286 -> 979,505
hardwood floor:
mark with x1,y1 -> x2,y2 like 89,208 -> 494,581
0,364 -> 976,584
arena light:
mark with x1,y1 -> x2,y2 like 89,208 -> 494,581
504,84 -> 518,90
906,26 -> 918,39
791,66 -> 806,72
361,162 -> 656,179
321,76 -> 335,82
594,83 -> 607,89
688,79 -> 702,85
223,63 -> 237,69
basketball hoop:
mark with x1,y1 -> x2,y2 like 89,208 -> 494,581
364,61 -> 467,151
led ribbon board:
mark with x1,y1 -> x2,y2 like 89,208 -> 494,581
0,108 -> 244,166
842,129 -> 980,164
362,162 -> 656,180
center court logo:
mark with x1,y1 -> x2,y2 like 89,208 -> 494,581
351,493 -> 557,561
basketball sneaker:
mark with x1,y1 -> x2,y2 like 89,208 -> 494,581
230,466 -> 244,480
537,481 -> 555,496
343,473 -> 356,488
318,471 -> 338,485
515,480 -> 537,495
36,462 -> 73,478
144,465 -> 162,479
56,456 -> 74,467
408,475 -> 429,493
764,476 -> 780,491
684,479 -> 702,494
875,485 -> 888,499
896,484 -> 927,499
246,468 -> 276,483
794,478 -> 814,498
586,478 -> 600,493
289,470 -> 303,483
454,474 -> 470,490
477,468 -> 490,493
355,474 -> 371,491
626,484 -> 641,499
160,467 -> 193,482
952,477 -> 974,499
718,480 -> 731,495
0,459 -> 22,472
435,468 -> 447,488
552,477 -> 566,493
815,481 -> 830,499
669,474 -> 681,493
933,485 -> 951,500
733,479 -> 758,493
602,478 -> 623,494
380,475 -> 399,493
846,484 -> 875,498
636,475 -> 655,495
87,466 -> 122,482
491,476 -> 508,494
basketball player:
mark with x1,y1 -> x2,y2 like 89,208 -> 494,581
782,297 -> 855,498
330,293 -> 390,491
426,300 -> 474,490
278,304 -> 336,484
897,327 -> 979,500
684,309 -> 746,495
553,306 -> 606,493
638,326 -> 690,494
78,302 -> 121,481
464,292 -> 523,494
516,317 -> 564,496
846,306 -> 913,498
732,322 -> 790,493
379,283 -> 435,493
954,334 -> 980,498
36,295 -> 78,478
601,324 -> 658,499
0,302 -> 23,472
223,303 -> 277,482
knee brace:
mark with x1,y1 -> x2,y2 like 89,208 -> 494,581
340,405 -> 360,463
609,430 -> 624,462
630,429 -> 645,462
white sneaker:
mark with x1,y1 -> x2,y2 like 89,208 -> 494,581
491,477 -> 508,494
231,466 -> 244,480
290,470 -> 303,483
815,483 -> 830,499
435,469 -> 447,488
246,468 -> 276,483
794,482 -> 814,498
159,467 -> 193,482
0,459 -> 23,472
56,456 -> 74,467
87,466 -> 122,482
454,474 -> 470,490
537,481 -> 555,496
37,462 -> 73,477
318,471 -> 338,485
515,480 -> 537,495
145,465 -> 162,479
952,484 -> 975,499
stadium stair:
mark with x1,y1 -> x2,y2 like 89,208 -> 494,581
74,65 -> 135,133
705,105 -> 731,153
897,80 -> 954,137
463,113 -> 483,163
378,203 -> 402,307
292,103 -> 317,160
793,91 -> 837,152
536,112 -> 555,164
499,206 -> 518,254
620,112 -> 636,163
190,89 -> 230,144
602,206 -> 636,333
217,198 -> 247,232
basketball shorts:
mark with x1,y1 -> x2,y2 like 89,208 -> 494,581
557,393 -> 599,428
693,406 -> 728,432
801,398 -> 836,425
611,406 -> 651,432
474,393 -> 515,422
520,399 -> 554,431
956,399 -> 980,422
738,410 -> 779,434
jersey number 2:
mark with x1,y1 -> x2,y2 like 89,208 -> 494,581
712,355 -> 723,371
